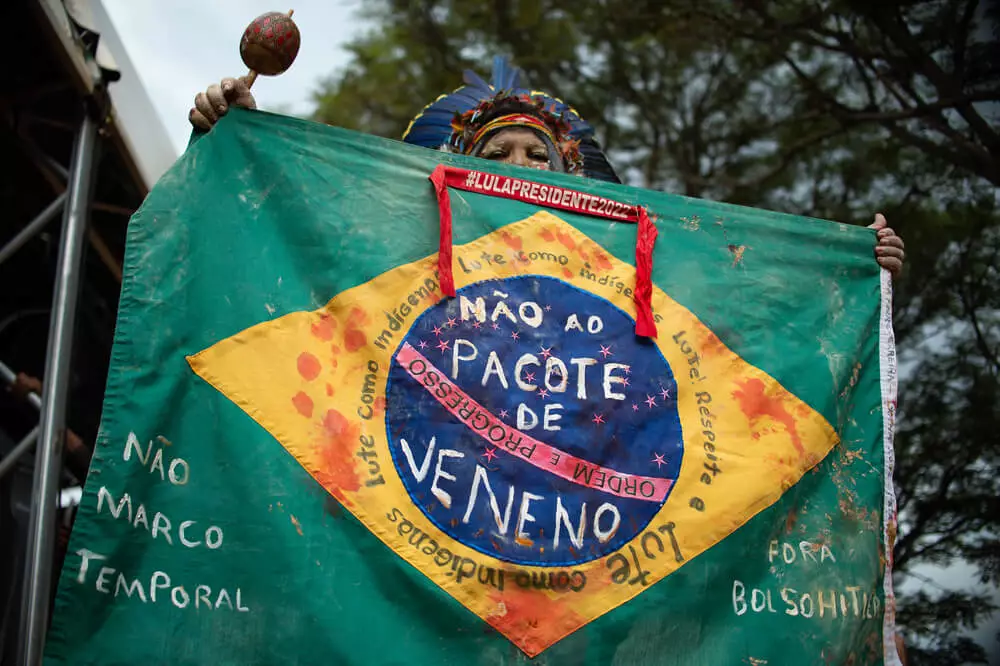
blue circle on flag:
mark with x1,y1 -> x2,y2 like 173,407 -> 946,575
385,276 -> 683,566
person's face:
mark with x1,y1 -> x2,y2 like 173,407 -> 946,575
477,127 -> 553,170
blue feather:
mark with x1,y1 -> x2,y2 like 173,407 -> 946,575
462,68 -> 492,92
489,55 -> 522,91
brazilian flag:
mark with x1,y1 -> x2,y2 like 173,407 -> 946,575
45,109 -> 902,665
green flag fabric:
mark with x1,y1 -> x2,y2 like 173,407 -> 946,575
45,109 -> 901,665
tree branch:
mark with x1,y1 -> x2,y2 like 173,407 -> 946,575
865,6 -> 1000,154
957,239 -> 1000,376
882,122 -> 1000,185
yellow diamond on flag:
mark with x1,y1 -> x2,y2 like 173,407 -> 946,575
189,213 -> 838,656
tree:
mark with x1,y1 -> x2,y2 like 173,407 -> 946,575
683,0 -> 1000,187
313,1 -> 999,660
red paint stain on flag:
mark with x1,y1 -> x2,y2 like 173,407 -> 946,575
592,252 -> 613,272
291,391 -> 314,418
486,587 -> 584,658
297,352 -> 321,381
311,315 -> 336,340
732,378 -> 804,456
315,409 -> 361,501
347,307 -> 369,327
344,328 -> 366,352
501,231 -> 522,251
555,230 -> 576,251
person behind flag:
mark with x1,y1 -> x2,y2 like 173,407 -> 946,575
188,57 -> 905,277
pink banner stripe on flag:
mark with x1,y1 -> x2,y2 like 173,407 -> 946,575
396,342 -> 672,503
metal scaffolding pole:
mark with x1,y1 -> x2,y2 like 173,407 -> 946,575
0,360 -> 43,480
0,427 -> 40,481
18,112 -> 99,666
0,360 -> 43,410
0,194 -> 67,268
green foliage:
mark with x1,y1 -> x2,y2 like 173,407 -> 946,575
312,0 -> 1000,658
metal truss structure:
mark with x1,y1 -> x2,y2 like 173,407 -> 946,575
1,1 -> 174,663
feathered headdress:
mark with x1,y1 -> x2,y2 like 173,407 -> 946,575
402,56 -> 621,183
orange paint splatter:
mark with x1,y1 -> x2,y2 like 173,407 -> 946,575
562,267 -> 573,278
539,228 -> 555,242
500,230 -> 523,250
292,391 -> 314,418
840,448 -> 864,465
330,344 -> 341,356
555,230 -> 576,251
728,244 -> 748,267
700,332 -> 728,358
347,307 -> 369,327
290,514 -> 304,536
297,352 -> 321,381
315,409 -> 361,502
592,252 -> 613,272
486,587 -> 584,657
326,383 -> 334,396
732,378 -> 803,456
373,396 -> 386,415
311,315 -> 336,340
323,408 -> 349,434
344,328 -> 366,352
785,509 -> 799,533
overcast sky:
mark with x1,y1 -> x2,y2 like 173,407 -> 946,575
101,0 -> 360,155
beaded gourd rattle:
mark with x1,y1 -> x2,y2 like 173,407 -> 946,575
240,10 -> 300,88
